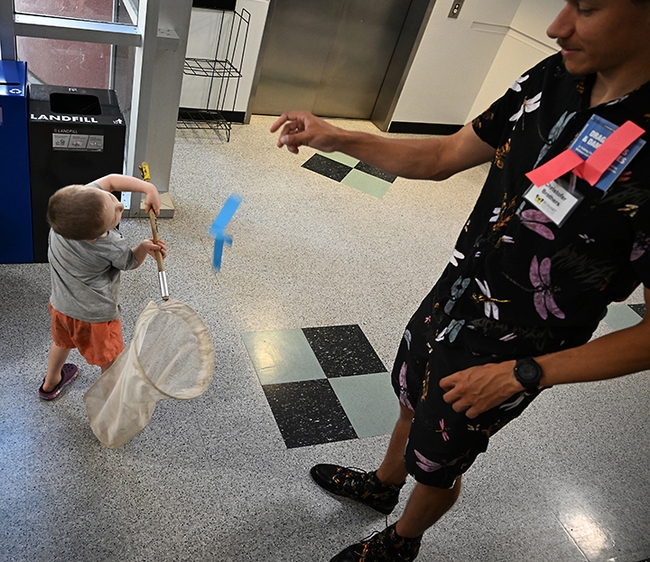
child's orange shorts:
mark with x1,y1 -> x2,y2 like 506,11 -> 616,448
49,303 -> 124,366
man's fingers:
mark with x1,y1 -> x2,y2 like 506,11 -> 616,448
441,387 -> 455,404
446,393 -> 480,417
279,131 -> 310,153
439,374 -> 455,391
272,112 -> 312,151
270,112 -> 306,132
452,402 -> 467,413
269,113 -> 290,132
464,406 -> 479,419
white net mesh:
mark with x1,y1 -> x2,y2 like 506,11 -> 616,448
84,298 -> 215,448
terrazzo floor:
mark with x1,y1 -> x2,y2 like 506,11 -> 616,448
1,116 -> 649,562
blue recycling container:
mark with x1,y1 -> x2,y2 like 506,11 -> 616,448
0,60 -> 33,263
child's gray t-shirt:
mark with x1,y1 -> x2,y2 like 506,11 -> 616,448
49,228 -> 138,323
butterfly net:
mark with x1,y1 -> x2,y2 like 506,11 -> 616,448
83,298 -> 215,448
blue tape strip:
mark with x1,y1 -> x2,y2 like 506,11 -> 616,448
210,194 -> 242,236
210,194 -> 241,270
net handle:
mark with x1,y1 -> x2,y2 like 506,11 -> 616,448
148,210 -> 165,273
139,162 -> 169,300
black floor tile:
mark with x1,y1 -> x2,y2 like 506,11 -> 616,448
629,303 -> 646,318
354,161 -> 397,183
302,324 -> 387,378
302,154 -> 352,182
263,379 -> 357,448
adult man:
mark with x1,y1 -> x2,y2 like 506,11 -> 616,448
271,1 -> 650,560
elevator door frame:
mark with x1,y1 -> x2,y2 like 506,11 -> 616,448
246,0 -> 436,131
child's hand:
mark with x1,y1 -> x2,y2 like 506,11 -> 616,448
154,238 -> 167,259
145,237 -> 167,259
143,184 -> 163,216
132,238 -> 167,267
132,238 -> 164,267
134,238 -> 167,265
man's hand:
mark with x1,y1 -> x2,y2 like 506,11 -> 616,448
439,360 -> 522,419
270,111 -> 342,154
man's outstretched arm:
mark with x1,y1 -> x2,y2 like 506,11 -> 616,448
271,111 -> 496,181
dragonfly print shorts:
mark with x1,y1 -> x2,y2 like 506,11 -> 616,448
390,291 -> 545,489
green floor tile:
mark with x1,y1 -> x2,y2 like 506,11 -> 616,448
319,151 -> 359,167
603,304 -> 642,331
242,329 -> 325,385
329,372 -> 399,438
341,168 -> 392,198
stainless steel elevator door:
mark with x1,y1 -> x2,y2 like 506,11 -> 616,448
251,0 -> 412,119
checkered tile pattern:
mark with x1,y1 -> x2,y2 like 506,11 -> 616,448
242,324 -> 399,448
302,152 -> 397,198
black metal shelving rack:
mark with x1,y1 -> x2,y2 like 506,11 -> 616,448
177,8 -> 250,141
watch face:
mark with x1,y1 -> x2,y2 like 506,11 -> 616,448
516,359 -> 542,385
518,362 -> 539,382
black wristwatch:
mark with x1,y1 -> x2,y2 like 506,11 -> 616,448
513,357 -> 543,392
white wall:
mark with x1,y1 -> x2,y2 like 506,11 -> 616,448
510,0 -> 565,39
179,0 -> 269,113
233,0 -> 268,112
391,0 -> 566,127
391,0 -> 522,125
465,0 -> 564,122
178,0 -> 566,126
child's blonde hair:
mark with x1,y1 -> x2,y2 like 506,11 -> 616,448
47,185 -> 108,240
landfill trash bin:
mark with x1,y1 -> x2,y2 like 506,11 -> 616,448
0,60 -> 33,263
29,85 -> 126,262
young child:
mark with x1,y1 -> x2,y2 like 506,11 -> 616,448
39,174 -> 167,400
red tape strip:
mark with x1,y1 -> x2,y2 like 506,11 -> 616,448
575,120 -> 644,186
525,149 -> 583,187
525,120 -> 645,188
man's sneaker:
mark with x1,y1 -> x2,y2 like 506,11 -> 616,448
38,363 -> 78,400
310,464 -> 404,515
330,523 -> 422,562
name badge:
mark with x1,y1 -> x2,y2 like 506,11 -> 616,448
525,119 -> 646,193
523,177 -> 583,227
569,115 -> 646,191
